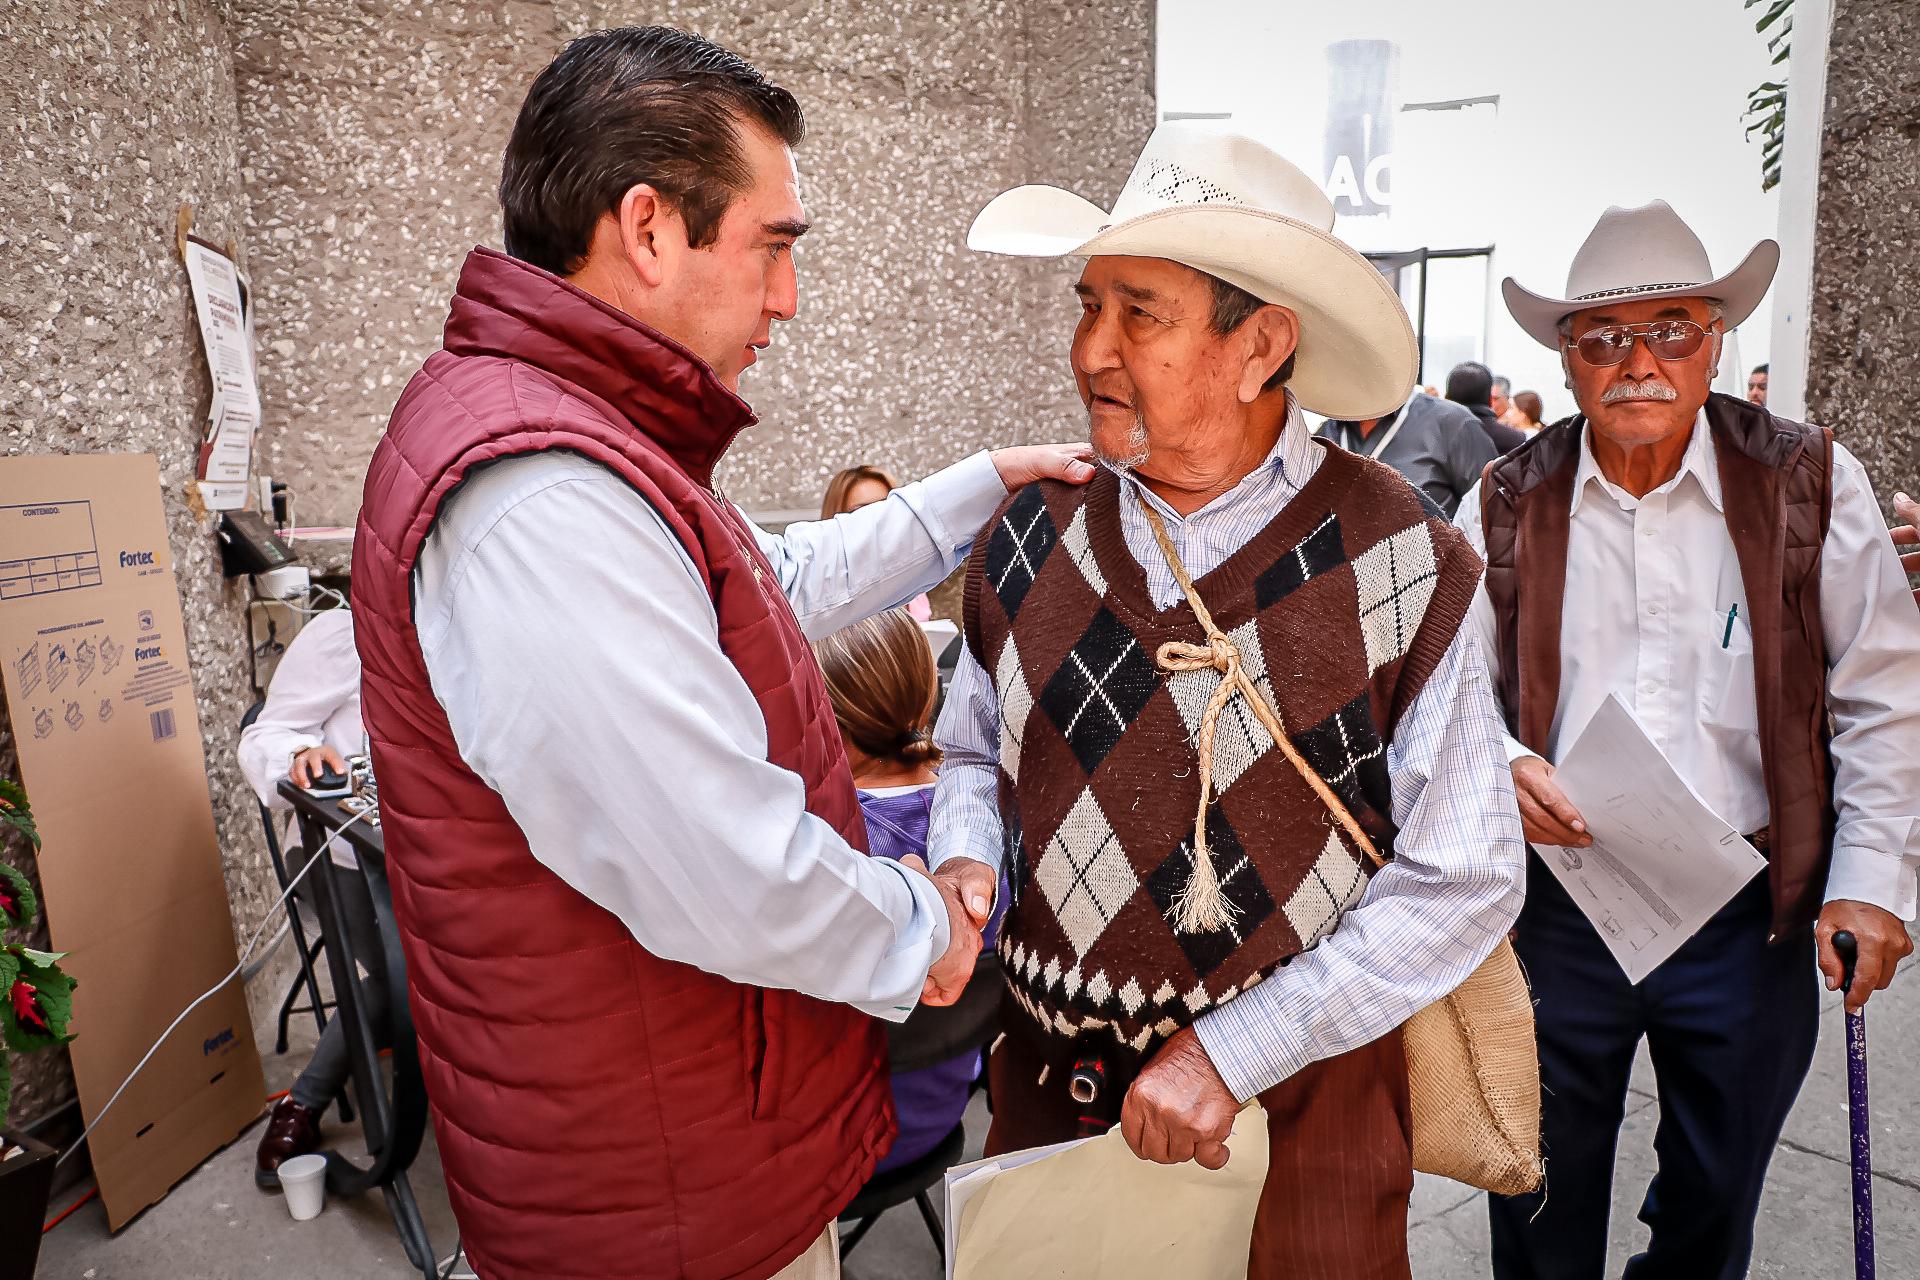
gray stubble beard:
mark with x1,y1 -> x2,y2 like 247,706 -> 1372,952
1094,408 -> 1152,471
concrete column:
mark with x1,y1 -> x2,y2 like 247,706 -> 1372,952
232,0 -> 1154,521
0,0 -> 277,1127
1803,0 -> 1920,500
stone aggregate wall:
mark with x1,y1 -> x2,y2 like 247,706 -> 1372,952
1805,0 -> 1920,502
0,0 -> 282,1128
233,0 -> 1155,523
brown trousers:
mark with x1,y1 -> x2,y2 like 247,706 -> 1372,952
985,1023 -> 1413,1280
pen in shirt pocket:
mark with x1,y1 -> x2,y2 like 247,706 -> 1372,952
1721,603 -> 1739,649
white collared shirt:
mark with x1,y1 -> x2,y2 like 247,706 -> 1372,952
236,607 -> 363,868
1456,411 -> 1920,919
932,400 -> 1526,1100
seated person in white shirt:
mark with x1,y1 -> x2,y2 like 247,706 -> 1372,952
233,607 -> 381,1191
1458,199 -> 1920,1279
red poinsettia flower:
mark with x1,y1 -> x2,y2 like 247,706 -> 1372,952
10,976 -> 50,1036
0,881 -> 17,922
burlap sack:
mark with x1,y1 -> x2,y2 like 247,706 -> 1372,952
1402,938 -> 1542,1195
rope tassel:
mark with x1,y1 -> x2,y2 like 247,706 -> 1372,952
1142,504 -> 1383,936
1156,632 -> 1245,933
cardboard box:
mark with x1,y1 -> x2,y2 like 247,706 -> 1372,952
0,453 -> 264,1228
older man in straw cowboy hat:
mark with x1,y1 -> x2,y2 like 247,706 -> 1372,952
923,122 -> 1527,1277
1455,200 -> 1920,1278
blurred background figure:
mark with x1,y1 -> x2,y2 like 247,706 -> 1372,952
823,465 -> 934,620
1748,362 -> 1769,406
1445,360 -> 1528,452
1490,374 -> 1514,422
1510,389 -> 1547,434
1319,389 -> 1499,518
814,608 -> 1004,1174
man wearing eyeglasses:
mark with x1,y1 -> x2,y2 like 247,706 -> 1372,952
1454,201 -> 1920,1279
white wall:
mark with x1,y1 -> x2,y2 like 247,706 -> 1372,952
1158,0 -> 1784,422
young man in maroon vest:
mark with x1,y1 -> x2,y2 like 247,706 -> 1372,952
350,27 -> 1093,1280
1456,201 -> 1920,1278
928,123 -> 1528,1278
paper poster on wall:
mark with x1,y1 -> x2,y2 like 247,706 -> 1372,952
0,452 -> 264,1228
182,237 -> 260,512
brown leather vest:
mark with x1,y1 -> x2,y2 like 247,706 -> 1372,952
1480,392 -> 1835,938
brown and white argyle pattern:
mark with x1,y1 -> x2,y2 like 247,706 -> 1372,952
963,458 -> 1481,1055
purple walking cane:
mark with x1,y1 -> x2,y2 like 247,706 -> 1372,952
1832,930 -> 1875,1280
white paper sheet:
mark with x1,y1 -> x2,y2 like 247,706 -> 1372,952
182,240 -> 260,511
1541,693 -> 1767,983
943,1103 -> 1269,1280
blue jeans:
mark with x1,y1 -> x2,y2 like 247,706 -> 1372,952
289,863 -> 389,1111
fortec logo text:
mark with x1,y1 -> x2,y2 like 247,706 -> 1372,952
119,550 -> 156,568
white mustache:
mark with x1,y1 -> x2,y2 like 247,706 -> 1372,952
1601,379 -> 1679,404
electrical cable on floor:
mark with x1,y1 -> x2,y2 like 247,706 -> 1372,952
40,1186 -> 99,1234
55,804 -> 377,1168
238,917 -> 292,982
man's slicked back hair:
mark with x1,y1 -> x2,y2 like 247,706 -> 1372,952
500,26 -> 805,276
1445,360 -> 1494,408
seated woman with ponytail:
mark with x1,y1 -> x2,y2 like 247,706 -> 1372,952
815,608 -> 1004,1171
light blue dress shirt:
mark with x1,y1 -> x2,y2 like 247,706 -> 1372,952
413,448 -> 1008,1021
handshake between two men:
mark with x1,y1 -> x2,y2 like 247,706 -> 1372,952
902,855 -> 1000,1007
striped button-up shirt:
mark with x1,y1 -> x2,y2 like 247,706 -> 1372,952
929,399 -> 1527,1101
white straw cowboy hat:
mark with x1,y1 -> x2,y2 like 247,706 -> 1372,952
1503,199 -> 1780,349
967,121 -> 1417,421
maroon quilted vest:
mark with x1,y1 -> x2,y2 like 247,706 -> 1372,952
352,247 -> 893,1280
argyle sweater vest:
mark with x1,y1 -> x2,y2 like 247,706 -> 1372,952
963,453 -> 1481,1057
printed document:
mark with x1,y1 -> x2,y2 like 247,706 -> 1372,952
943,1101 -> 1268,1280
1542,693 -> 1767,983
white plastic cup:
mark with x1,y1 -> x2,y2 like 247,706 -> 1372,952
277,1153 -> 328,1221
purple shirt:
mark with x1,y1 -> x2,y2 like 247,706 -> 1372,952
860,784 -> 1004,1171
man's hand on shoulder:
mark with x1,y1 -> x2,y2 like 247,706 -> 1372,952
901,854 -> 983,1006
1892,491 -> 1918,609
990,443 -> 1096,492
1816,898 -> 1915,1013
1120,1027 -> 1239,1170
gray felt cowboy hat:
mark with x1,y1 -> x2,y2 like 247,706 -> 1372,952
966,121 -> 1418,421
1503,200 -> 1780,348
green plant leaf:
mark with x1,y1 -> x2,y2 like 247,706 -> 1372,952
0,1042 -> 11,1125
0,862 -> 35,932
3,953 -> 75,1051
0,778 -> 38,851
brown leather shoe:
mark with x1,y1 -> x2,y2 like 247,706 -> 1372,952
256,1097 -> 324,1190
